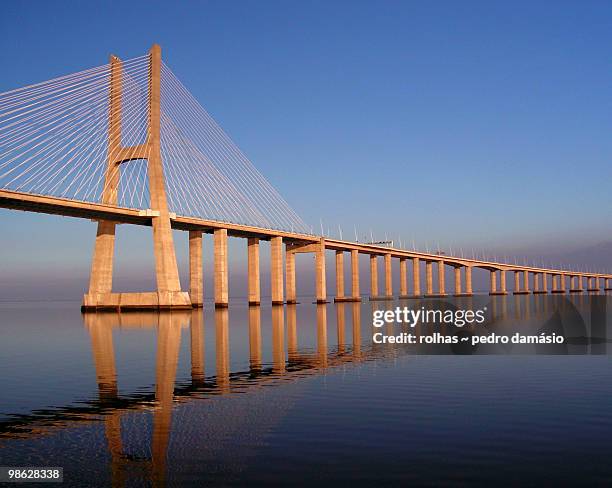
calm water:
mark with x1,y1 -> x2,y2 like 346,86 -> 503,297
0,294 -> 611,486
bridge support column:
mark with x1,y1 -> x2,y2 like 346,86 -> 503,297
500,270 -> 507,294
271,236 -> 284,305
399,258 -> 408,298
334,251 -> 346,302
513,270 -> 528,295
385,253 -> 393,298
425,261 -> 433,296
588,277 -> 599,292
286,248 -> 297,304
248,238 -> 260,306
559,275 -> 566,293
412,257 -> 421,297
83,45 -> 190,312
189,231 -> 203,307
523,270 -> 530,293
454,267 -> 462,296
437,260 -> 446,296
369,255 -> 379,299
350,250 -> 361,301
605,278 -> 612,291
214,229 -> 228,308
552,274 -> 559,293
315,239 -> 328,303
465,266 -> 473,295
489,271 -> 497,294
542,272 -> 548,293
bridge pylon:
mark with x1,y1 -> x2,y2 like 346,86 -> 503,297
82,44 -> 191,312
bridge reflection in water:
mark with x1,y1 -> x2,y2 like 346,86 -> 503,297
0,294 -> 608,485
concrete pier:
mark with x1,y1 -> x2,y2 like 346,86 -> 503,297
285,248 -> 297,304
399,258 -> 408,298
513,270 -> 529,295
490,270 -> 507,295
189,231 -> 203,307
82,45 -> 191,311
425,261 -> 433,296
465,266 -> 473,295
385,253 -> 393,298
412,257 -> 422,297
271,236 -> 284,305
315,239 -> 328,303
350,249 -> 361,301
334,251 -> 347,302
214,229 -> 228,308
454,267 -> 462,296
247,238 -> 260,306
370,255 -> 378,298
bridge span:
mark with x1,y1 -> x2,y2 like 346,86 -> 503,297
0,44 -> 609,311
1,186 -> 610,311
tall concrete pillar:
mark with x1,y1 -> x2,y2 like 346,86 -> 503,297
542,272 -> 548,292
412,257 -> 421,296
500,270 -> 507,294
189,231 -> 203,307
213,229 -> 228,308
534,273 -> 540,292
559,274 -> 566,292
523,270 -> 529,292
147,45 -> 183,296
370,255 -> 378,298
247,238 -> 260,306
286,249 -> 296,304
570,275 -> 576,290
605,278 -> 612,291
465,266 -> 473,295
335,251 -> 345,300
271,236 -> 284,305
385,253 -> 393,297
552,275 -> 558,292
489,271 -> 497,294
83,45 -> 190,311
350,249 -> 360,301
315,239 -> 327,303
399,258 -> 408,297
87,55 -> 122,298
514,271 -> 521,292
437,260 -> 446,296
454,267 -> 462,295
425,261 -> 433,295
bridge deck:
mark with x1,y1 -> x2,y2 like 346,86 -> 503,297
0,189 -> 609,278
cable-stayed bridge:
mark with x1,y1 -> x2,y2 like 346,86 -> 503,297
0,45 -> 610,311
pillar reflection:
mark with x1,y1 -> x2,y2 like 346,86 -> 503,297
336,303 -> 346,353
271,305 -> 286,374
317,304 -> 328,367
248,306 -> 262,373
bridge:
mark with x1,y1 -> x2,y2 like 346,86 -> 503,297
0,44 -> 610,311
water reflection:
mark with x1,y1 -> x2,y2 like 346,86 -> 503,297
0,294 -> 610,486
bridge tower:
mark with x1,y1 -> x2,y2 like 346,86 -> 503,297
82,45 -> 191,311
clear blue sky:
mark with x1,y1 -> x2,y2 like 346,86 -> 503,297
1,0 -> 611,298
